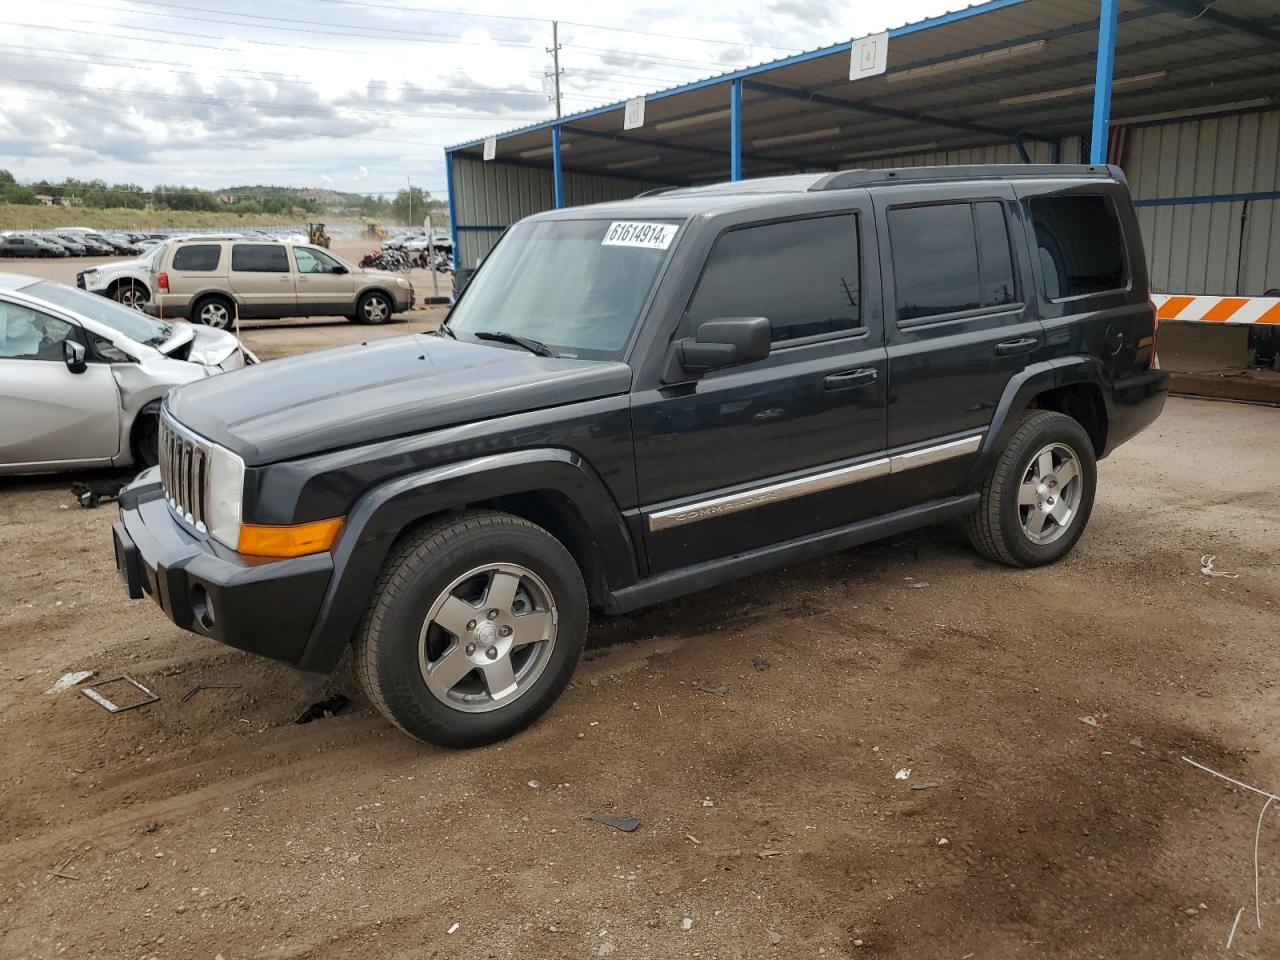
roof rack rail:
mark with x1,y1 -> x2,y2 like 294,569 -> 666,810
810,164 -> 1118,192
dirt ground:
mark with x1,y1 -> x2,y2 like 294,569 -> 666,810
1,307 -> 1278,958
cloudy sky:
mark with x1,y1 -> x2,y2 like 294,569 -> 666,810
0,0 -> 958,200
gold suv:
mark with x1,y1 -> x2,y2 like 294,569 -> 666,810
146,238 -> 413,328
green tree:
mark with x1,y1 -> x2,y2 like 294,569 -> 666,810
0,169 -> 15,187
1,184 -> 37,205
391,187 -> 433,226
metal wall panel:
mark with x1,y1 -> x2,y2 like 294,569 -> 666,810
1127,109 -> 1280,295
453,156 -> 660,268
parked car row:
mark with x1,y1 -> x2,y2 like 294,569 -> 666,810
0,230 -> 156,259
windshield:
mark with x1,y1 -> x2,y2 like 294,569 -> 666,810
27,280 -> 174,347
446,218 -> 679,359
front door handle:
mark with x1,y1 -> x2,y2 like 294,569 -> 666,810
823,368 -> 878,390
995,337 -> 1038,356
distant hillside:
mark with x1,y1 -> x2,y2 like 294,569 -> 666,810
0,204 -> 311,231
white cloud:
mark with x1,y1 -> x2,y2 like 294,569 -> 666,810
0,0 -> 958,197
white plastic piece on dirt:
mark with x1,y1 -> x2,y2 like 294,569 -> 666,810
48,670 -> 94,694
895,768 -> 911,780
1201,554 -> 1240,579
1079,715 -> 1099,727
681,917 -> 694,931
447,922 -> 460,935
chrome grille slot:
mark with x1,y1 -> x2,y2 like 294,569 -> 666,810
158,415 -> 212,534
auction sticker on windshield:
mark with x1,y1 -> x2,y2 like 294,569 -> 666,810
602,221 -> 678,249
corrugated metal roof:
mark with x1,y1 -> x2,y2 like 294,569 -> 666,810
449,0 -> 1280,184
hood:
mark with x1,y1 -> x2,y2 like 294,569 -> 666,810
166,333 -> 633,465
156,322 -> 241,367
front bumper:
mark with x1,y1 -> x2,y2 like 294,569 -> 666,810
113,469 -> 334,667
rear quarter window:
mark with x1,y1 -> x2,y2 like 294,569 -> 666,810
1028,195 -> 1127,299
172,244 -> 222,271
231,244 -> 290,273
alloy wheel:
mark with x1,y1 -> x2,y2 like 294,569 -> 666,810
418,563 -> 559,714
1018,442 -> 1083,545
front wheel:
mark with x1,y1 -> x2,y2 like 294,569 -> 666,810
113,281 -> 148,310
354,291 -> 393,324
354,511 -> 588,748
965,410 -> 1097,567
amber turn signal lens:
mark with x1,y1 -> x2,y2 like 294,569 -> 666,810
238,517 -> 343,558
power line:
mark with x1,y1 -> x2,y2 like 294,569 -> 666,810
2,46 -> 617,107
1,77 -> 551,123
306,0 -> 797,52
562,43 -> 740,71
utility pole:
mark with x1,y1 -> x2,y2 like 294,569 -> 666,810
406,174 -> 413,227
546,20 -> 563,118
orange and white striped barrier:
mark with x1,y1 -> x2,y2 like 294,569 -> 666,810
1152,294 -> 1280,324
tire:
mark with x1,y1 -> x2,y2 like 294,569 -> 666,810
132,412 -> 160,468
965,410 -> 1097,568
112,280 -> 149,311
354,510 -> 588,749
355,290 -> 393,325
192,295 -> 234,329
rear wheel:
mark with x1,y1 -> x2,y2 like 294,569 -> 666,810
354,511 -> 587,748
965,410 -> 1096,567
112,281 -> 148,310
193,295 -> 233,329
354,291 -> 393,324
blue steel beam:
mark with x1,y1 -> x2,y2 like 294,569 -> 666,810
743,79 -> 1056,144
552,125 -> 564,208
1090,0 -> 1120,164
1143,1 -> 1280,46
730,79 -> 743,181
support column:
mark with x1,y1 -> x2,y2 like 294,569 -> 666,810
729,79 -> 743,182
1090,0 -> 1119,165
445,149 -> 460,271
552,126 -> 565,208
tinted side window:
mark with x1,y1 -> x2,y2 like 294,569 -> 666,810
685,215 -> 860,344
890,204 -> 980,321
1029,195 -> 1126,299
172,244 -> 221,271
231,244 -> 289,273
890,201 -> 1019,322
975,202 -> 1016,308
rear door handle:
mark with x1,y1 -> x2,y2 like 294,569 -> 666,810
823,368 -> 878,390
995,337 -> 1038,356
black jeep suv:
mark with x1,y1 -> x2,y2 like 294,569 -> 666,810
114,164 -> 1167,747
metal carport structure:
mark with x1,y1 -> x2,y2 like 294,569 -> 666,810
446,0 -> 1280,297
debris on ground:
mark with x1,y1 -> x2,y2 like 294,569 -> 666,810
47,854 -> 79,881
527,780 -> 541,789
80,675 -> 160,713
180,683 -> 240,703
681,918 -> 694,931
586,814 -> 640,833
47,670 -> 94,694
752,657 -> 770,671
757,849 -> 784,859
1129,736 -> 1144,748
1079,714 -> 1099,727
937,837 -> 949,845
895,768 -> 912,780
295,694 -> 349,725
144,820 -> 158,833
911,782 -> 940,791
1200,554 -> 1240,579
70,480 -> 125,509
447,922 -> 460,934
768,930 -> 783,945
904,577 -> 930,588
693,679 -> 728,695
596,940 -> 615,957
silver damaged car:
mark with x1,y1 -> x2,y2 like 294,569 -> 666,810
0,272 -> 254,475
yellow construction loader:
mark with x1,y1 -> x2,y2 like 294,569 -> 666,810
307,223 -> 331,248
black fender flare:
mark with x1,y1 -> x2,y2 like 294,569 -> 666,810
296,448 -> 639,674
965,357 -> 1112,487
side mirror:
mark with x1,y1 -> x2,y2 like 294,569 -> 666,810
63,339 -> 87,374
332,264 -> 348,274
675,317 -> 771,376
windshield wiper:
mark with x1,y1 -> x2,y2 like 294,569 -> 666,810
472,330 -> 555,357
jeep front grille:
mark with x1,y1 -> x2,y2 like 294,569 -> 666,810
158,416 -> 210,533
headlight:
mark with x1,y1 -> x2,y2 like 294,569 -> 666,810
206,443 -> 245,550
